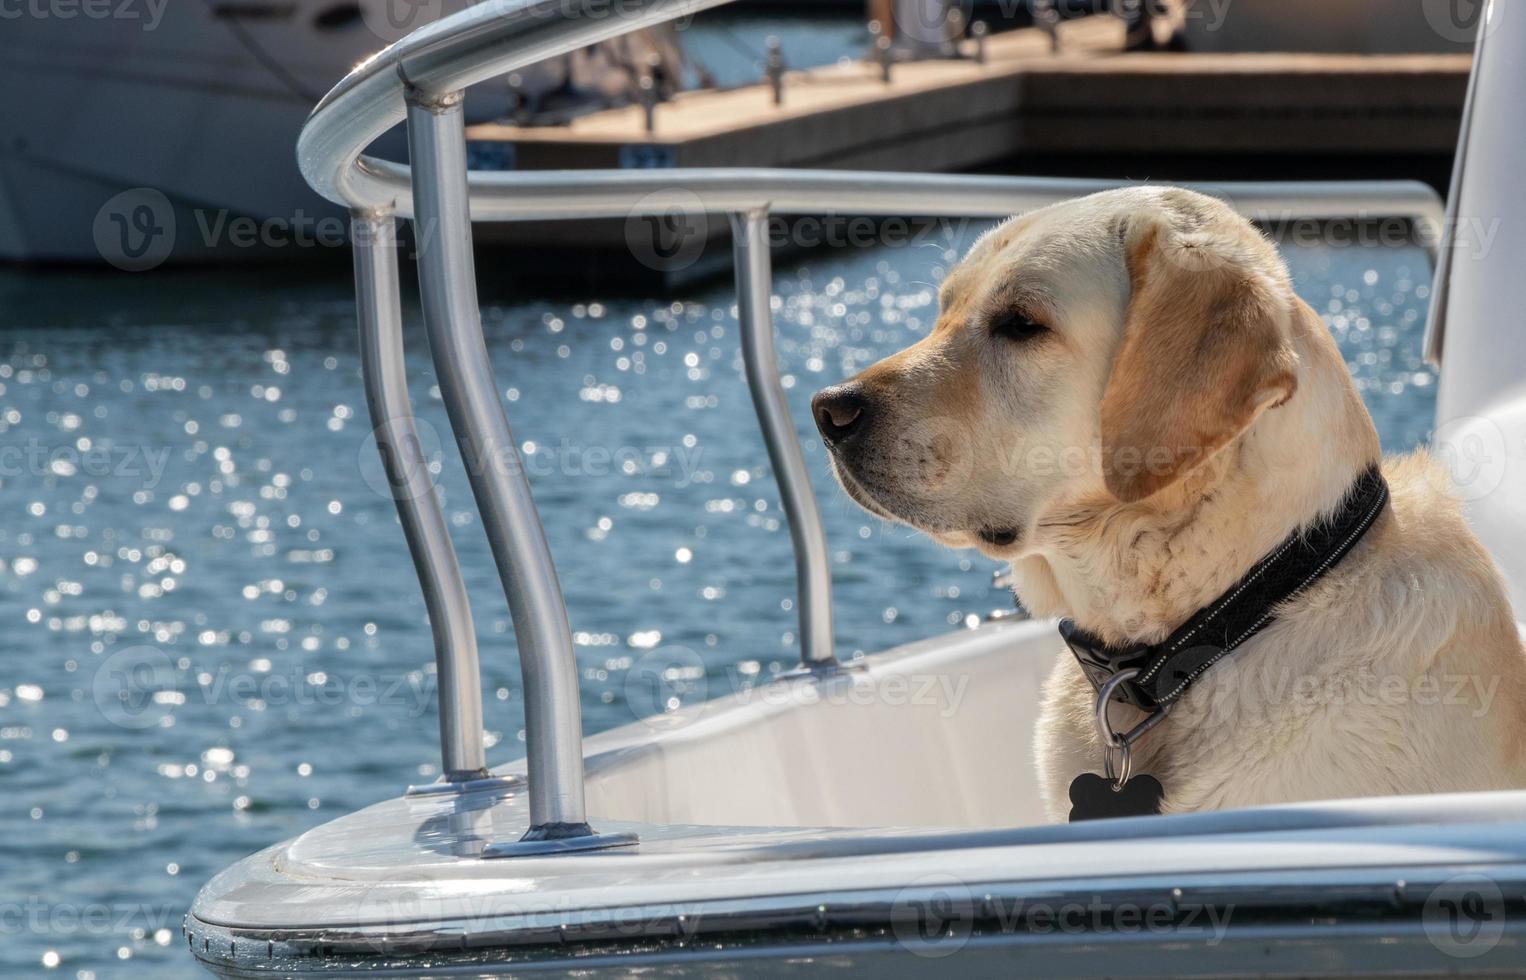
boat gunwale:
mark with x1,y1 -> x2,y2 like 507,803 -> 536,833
185,842 -> 1526,970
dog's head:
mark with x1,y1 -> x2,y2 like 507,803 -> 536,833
812,186 -> 1301,558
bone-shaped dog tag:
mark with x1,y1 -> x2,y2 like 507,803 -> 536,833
1068,772 -> 1164,822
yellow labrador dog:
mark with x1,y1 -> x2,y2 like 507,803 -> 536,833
813,186 -> 1526,821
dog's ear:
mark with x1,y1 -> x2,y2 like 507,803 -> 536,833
1100,207 -> 1299,503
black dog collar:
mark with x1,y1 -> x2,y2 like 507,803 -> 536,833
1061,463 -> 1390,712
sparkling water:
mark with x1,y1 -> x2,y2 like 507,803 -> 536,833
0,228 -> 1436,977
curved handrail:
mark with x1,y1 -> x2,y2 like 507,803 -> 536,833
322,158 -> 1445,232
353,214 -> 487,782
298,0 -> 734,211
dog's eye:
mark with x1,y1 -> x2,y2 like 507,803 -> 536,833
988,311 -> 1048,343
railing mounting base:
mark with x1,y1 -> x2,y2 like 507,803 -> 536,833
406,774 -> 520,797
482,830 -> 638,859
773,658 -> 864,682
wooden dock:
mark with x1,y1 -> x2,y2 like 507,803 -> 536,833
468,18 -> 1467,172
464,17 -> 1468,283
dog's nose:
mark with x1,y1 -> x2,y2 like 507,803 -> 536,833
812,385 -> 869,445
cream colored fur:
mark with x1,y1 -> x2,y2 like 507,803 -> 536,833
816,186 -> 1526,820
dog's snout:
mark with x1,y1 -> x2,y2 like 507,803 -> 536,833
812,385 -> 869,445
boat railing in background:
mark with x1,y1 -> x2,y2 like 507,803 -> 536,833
301,0 -> 1447,856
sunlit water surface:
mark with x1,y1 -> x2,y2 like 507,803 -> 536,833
0,230 -> 1435,978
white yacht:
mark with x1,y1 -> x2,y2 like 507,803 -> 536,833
0,0 -> 682,265
186,0 -> 1525,974
0,0 -> 400,264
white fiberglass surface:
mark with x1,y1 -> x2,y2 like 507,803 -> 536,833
583,620 -> 1057,829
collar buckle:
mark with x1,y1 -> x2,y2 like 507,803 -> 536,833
1059,618 -> 1158,710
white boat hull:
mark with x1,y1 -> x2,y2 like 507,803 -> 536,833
0,0 -> 493,264
187,620 -> 1526,976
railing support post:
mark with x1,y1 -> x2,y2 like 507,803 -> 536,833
404,88 -> 634,855
352,208 -> 495,787
731,209 -> 838,670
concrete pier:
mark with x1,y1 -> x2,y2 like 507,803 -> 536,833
467,18 -> 1467,174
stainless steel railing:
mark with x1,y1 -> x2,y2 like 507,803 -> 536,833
352,212 -> 486,782
301,0 -> 1447,854
732,209 -> 836,668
